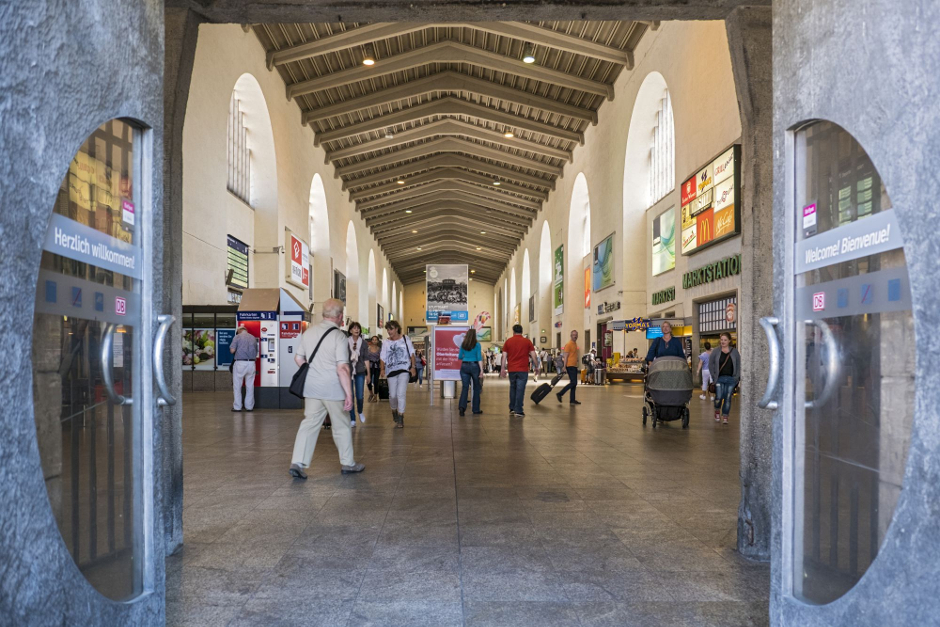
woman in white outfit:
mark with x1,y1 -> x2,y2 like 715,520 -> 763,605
380,320 -> 416,428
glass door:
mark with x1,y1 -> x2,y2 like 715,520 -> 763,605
788,121 -> 914,604
32,119 -> 155,601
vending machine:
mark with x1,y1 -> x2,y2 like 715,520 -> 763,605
236,288 -> 310,409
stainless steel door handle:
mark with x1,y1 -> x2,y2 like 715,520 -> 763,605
758,316 -> 781,409
154,314 -> 177,407
101,323 -> 131,406
806,318 -> 840,409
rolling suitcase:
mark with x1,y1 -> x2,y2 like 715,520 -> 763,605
531,373 -> 564,405
377,378 -> 390,401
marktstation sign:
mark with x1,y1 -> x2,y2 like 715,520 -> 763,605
683,253 -> 741,289
652,286 -> 675,305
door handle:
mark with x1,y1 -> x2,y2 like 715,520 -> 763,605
101,323 -> 131,406
806,318 -> 840,409
758,316 -> 781,409
154,314 -> 177,407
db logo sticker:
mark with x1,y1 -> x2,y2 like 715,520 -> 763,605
115,297 -> 126,316
812,292 -> 825,312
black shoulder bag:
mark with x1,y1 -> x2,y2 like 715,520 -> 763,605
289,327 -> 338,399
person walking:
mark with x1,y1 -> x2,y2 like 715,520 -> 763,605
644,321 -> 685,362
347,322 -> 369,427
501,324 -> 538,417
366,336 -> 382,402
288,299 -> 365,479
697,341 -> 714,400
458,329 -> 484,416
229,325 -> 258,412
380,320 -> 416,428
709,332 -> 740,424
556,330 -> 581,405
415,350 -> 426,387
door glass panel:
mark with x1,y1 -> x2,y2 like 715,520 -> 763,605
32,119 -> 144,600
791,121 -> 914,604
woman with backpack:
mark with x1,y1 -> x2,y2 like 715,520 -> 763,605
347,322 -> 369,427
708,332 -> 741,424
366,336 -> 382,402
380,321 -> 416,428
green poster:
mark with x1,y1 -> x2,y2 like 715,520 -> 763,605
552,244 -> 564,315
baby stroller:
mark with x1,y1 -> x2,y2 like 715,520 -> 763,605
642,356 -> 693,429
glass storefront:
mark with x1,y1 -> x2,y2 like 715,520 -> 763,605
181,307 -> 238,392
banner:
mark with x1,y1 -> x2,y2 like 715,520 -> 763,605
651,208 -> 676,276
584,267 -> 591,309
592,232 -> 615,292
433,326 -> 469,381
513,303 -> 521,325
426,264 -> 469,322
528,294 -> 536,322
285,228 -> 310,290
552,245 -> 564,316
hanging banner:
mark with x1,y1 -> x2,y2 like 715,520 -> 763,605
285,228 -> 310,290
552,245 -> 564,316
584,267 -> 591,309
426,264 -> 469,322
433,326 -> 469,381
652,208 -> 676,276
592,232 -> 615,291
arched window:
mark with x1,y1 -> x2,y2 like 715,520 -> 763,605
227,91 -> 251,205
648,89 -> 675,207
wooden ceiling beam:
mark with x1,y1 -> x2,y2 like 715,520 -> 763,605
363,193 -> 536,223
334,136 -> 563,178
301,70 -> 597,125
351,167 -> 548,203
267,23 -> 425,68
368,202 -> 532,231
463,22 -> 632,67
315,96 -> 583,146
288,40 -> 613,100
327,118 -> 572,163
357,179 -> 541,211
342,153 -> 554,191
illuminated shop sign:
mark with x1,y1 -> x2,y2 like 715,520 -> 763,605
681,144 -> 741,255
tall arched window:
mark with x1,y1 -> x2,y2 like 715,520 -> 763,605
648,89 -> 675,207
227,91 -> 251,205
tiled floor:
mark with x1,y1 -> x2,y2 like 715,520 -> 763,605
166,376 -> 770,627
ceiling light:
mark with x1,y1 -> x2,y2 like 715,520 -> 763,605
417,247 -> 422,251
493,180 -> 500,186
471,270 -> 476,274
480,231 -> 486,234
522,43 -> 536,64
397,179 -> 406,185
385,130 -> 394,139
405,209 -> 412,214
362,45 -> 376,66
476,247 -> 482,250
470,278 -> 473,281
412,230 -> 418,233
504,131 -> 514,138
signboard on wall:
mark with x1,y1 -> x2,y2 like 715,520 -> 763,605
652,208 -> 676,276
333,270 -> 346,304
552,245 -> 564,316
433,326 -> 469,381
226,235 -> 249,290
426,264 -> 469,323
592,233 -> 615,291
681,145 -> 741,255
584,267 -> 591,309
528,294 -> 536,323
513,303 -> 521,325
284,228 -> 310,290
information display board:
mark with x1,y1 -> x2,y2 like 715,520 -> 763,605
426,264 -> 469,323
433,326 -> 469,381
680,144 -> 741,255
227,235 -> 249,289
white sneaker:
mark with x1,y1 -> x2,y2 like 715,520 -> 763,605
699,394 -> 707,400
359,413 -> 366,423
350,419 -> 357,427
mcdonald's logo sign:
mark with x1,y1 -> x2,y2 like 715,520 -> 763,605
696,208 -> 714,247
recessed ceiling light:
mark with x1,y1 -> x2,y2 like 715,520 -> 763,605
362,45 -> 376,66
417,247 -> 422,251
471,270 -> 476,274
522,43 -> 536,64
405,209 -> 412,214
476,247 -> 482,250
385,130 -> 394,139
504,131 -> 514,138
397,179 -> 405,185
412,230 -> 418,233
493,180 -> 500,186
480,231 -> 486,234
469,278 -> 473,281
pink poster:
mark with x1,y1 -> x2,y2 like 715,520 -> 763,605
433,326 -> 470,381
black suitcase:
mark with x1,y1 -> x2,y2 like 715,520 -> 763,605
531,373 -> 564,405
377,378 -> 390,401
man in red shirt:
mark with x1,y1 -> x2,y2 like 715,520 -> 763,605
500,324 -> 540,417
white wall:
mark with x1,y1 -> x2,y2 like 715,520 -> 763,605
497,21 -> 743,352
181,24 -> 402,319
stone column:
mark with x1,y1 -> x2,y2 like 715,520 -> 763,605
162,7 -> 203,555
726,6 -> 773,561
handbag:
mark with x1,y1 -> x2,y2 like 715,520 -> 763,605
708,352 -> 731,394
289,327 -> 338,399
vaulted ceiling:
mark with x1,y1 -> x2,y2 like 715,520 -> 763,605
252,21 -> 651,284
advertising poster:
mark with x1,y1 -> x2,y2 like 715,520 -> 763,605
477,327 -> 492,342
592,233 -> 615,292
426,264 -> 469,323
552,245 -> 564,316
216,328 -> 236,367
652,208 -> 676,275
377,304 -> 385,330
682,145 -> 740,255
433,326 -> 469,381
529,294 -> 536,322
334,270 -> 346,304
584,267 -> 591,309
187,329 -> 216,370
285,229 -> 310,290
513,304 -> 521,325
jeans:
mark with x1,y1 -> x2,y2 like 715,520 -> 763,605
416,366 -> 425,385
558,366 -> 579,402
508,371 -> 527,414
368,363 -> 380,392
349,373 -> 365,421
459,362 -> 481,413
714,375 -> 736,416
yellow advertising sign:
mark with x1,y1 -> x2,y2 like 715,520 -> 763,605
714,205 -> 736,239
681,202 -> 695,229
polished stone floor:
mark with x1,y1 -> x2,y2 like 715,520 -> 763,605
166,376 -> 769,627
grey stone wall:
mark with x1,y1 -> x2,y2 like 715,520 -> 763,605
773,0 -> 940,624
0,0 -> 166,624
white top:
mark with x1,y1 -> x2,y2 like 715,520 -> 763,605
296,320 -> 350,401
381,336 -> 414,374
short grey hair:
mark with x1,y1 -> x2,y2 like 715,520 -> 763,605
322,298 -> 344,320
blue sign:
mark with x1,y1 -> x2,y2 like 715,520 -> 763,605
237,311 -> 277,321
646,326 -> 664,340
216,329 -> 236,367
426,310 -> 469,323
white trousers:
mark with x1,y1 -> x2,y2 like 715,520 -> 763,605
291,398 -> 355,468
387,372 -> 410,413
701,368 -> 712,392
232,360 -> 256,410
